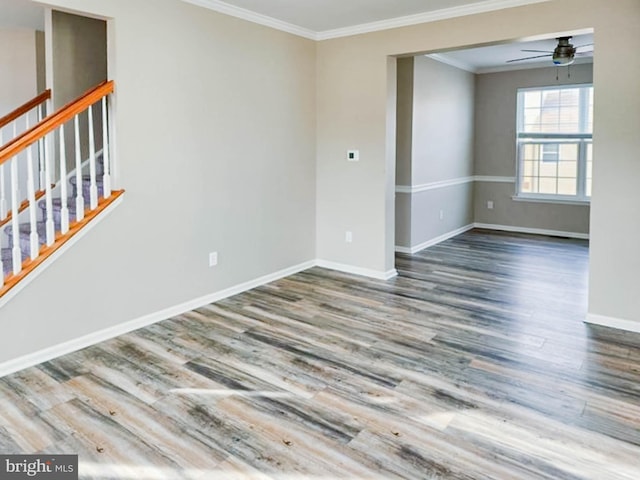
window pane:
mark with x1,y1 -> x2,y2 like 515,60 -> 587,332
518,86 -> 593,135
539,160 -> 558,177
541,143 -> 559,162
559,143 -> 578,160
586,142 -> 593,197
560,88 -> 579,105
539,177 -> 557,194
558,178 -> 577,195
523,160 -> 537,176
542,89 -> 561,107
521,177 -> 535,193
517,86 -> 592,199
523,144 -> 539,160
587,87 -> 594,133
524,91 -> 541,108
558,161 -> 577,177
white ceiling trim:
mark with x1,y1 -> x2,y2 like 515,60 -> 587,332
426,53 -> 476,73
182,0 -> 317,39
317,0 -> 551,40
182,0 -> 551,41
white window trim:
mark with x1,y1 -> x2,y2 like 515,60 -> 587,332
515,84 -> 593,204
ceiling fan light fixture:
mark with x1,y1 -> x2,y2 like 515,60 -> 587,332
552,53 -> 575,66
552,36 -> 576,66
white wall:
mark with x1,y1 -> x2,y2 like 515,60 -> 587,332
0,28 -> 42,228
396,55 -> 475,250
316,0 -> 640,326
0,0 -> 317,364
0,28 -> 39,120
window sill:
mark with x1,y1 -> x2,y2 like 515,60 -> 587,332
512,195 -> 590,206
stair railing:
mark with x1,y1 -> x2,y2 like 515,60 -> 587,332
0,90 -> 52,221
0,81 -> 115,289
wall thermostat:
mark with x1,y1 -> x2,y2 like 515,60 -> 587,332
347,150 -> 360,162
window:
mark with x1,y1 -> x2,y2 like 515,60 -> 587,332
516,85 -> 593,201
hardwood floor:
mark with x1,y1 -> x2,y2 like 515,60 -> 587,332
1,229 -> 639,479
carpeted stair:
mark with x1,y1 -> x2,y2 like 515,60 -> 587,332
2,158 -> 104,277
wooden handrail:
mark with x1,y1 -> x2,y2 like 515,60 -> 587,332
0,89 -> 51,131
0,189 -> 125,298
0,80 -> 114,167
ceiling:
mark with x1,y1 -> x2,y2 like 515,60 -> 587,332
0,0 -> 592,71
215,0 -> 498,32
432,32 -> 594,73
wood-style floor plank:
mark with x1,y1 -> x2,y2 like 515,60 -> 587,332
1,229 -> 639,479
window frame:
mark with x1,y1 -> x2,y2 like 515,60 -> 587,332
515,83 -> 593,204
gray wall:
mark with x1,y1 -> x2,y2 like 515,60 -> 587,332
473,63 -> 593,233
395,55 -> 475,250
395,57 -> 413,187
52,11 -> 106,107
51,10 -> 107,169
36,30 -> 46,94
0,0 -> 317,364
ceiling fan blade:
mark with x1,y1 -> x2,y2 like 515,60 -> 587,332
506,54 -> 553,63
575,51 -> 594,56
575,43 -> 594,49
520,49 -> 554,53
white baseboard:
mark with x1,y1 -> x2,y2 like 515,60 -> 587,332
315,259 -> 397,280
585,313 -> 640,334
474,223 -> 589,240
396,224 -> 474,254
0,259 -> 315,378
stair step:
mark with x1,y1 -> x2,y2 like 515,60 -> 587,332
69,174 -> 104,185
1,248 -> 29,277
69,175 -> 104,200
4,220 -> 53,258
38,198 -> 79,224
5,221 -> 48,247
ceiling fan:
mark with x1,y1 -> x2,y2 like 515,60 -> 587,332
507,36 -> 593,66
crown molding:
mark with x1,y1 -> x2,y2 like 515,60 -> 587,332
316,0 -> 552,41
183,0 -> 551,42
426,53 -> 477,73
181,0 -> 317,40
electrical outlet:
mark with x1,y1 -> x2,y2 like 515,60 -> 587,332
439,210 -> 444,221
487,200 -> 494,210
347,150 -> 360,162
209,252 -> 218,267
345,231 -> 353,243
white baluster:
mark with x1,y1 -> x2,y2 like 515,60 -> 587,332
0,130 -> 7,220
10,157 -> 22,275
88,105 -> 98,210
38,104 -> 46,190
74,115 -> 84,221
26,144 -> 39,260
58,125 -> 69,233
12,122 -> 20,202
101,96 -> 112,198
44,132 -> 55,246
